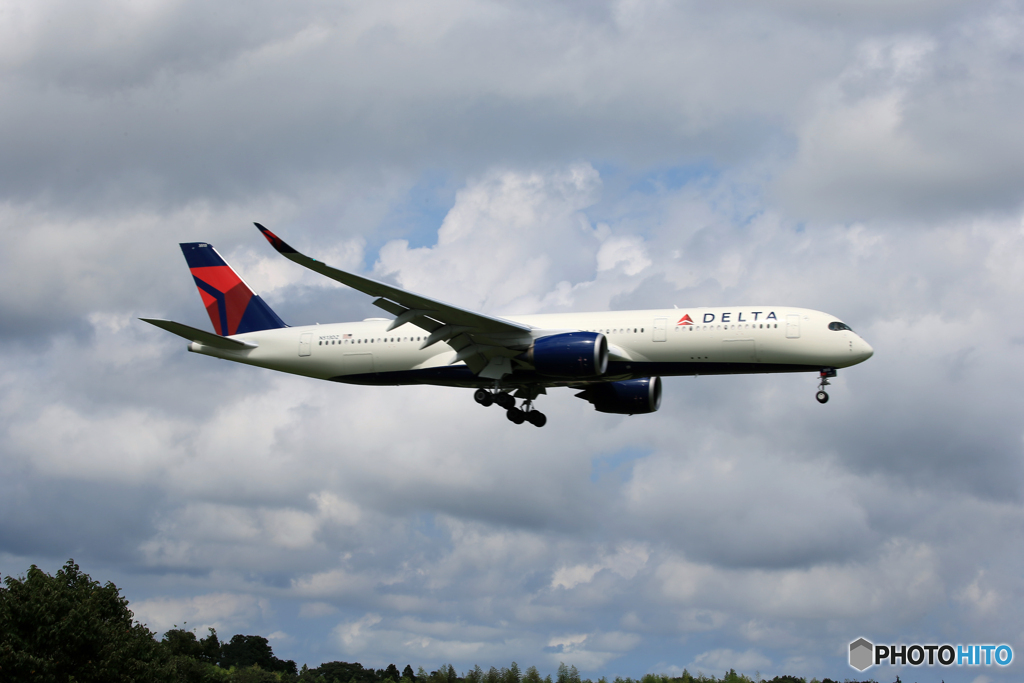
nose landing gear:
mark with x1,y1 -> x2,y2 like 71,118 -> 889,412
474,387 -> 547,426
816,368 -> 836,404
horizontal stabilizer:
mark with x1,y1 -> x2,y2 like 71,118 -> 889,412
140,318 -> 258,350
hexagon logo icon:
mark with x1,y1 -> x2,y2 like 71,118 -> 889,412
849,637 -> 874,671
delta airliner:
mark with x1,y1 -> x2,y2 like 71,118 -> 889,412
142,224 -> 874,427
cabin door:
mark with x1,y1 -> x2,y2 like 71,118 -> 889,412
299,332 -> 313,356
653,318 -> 668,342
786,315 -> 801,339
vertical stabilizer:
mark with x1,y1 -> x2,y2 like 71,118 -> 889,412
180,242 -> 287,335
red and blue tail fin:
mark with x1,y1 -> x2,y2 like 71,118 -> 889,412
180,242 -> 287,336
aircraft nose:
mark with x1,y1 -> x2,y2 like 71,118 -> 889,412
855,336 -> 874,362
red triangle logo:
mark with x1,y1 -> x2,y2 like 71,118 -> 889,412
677,314 -> 693,326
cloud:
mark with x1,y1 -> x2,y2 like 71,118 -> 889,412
551,544 -> 649,590
375,164 -> 602,315
335,613 -> 384,651
132,592 -> 271,635
777,8 -> 1024,220
299,602 -> 339,619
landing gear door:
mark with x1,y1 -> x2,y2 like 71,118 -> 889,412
299,332 -> 312,356
786,314 -> 801,339
653,317 -> 667,342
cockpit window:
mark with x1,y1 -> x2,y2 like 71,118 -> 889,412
828,321 -> 853,331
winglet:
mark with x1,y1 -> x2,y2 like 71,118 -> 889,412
255,222 -> 298,254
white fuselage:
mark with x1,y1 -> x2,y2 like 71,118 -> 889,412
186,306 -> 874,388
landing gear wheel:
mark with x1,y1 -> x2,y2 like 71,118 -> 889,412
506,407 -> 526,424
816,368 -> 835,405
474,388 -> 494,406
495,393 -> 515,409
526,411 -> 547,427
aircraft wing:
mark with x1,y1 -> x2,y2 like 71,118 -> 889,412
255,223 -> 533,378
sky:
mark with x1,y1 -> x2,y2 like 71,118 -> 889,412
1,1 -> 1024,681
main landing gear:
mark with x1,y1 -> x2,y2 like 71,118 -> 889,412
816,368 -> 837,404
473,388 -> 547,427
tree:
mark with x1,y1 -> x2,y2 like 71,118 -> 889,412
557,664 -> 580,683
403,664 -> 419,683
162,627 -> 221,664
0,559 -> 167,683
163,654 -> 226,683
228,664 -> 279,682
523,666 -> 543,683
721,670 -> 753,683
317,661 -> 379,683
465,665 -> 484,683
219,634 -> 296,675
427,664 -> 457,683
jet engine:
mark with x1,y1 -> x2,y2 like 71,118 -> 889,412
575,377 -> 662,414
524,331 -> 608,379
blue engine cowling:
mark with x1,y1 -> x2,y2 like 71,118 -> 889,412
526,331 -> 608,379
575,377 -> 662,414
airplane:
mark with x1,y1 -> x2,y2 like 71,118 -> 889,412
142,224 -> 874,427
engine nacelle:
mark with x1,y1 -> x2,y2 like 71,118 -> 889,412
526,332 -> 608,379
575,377 -> 662,414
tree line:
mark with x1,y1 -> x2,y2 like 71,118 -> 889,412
0,560 -> 879,683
